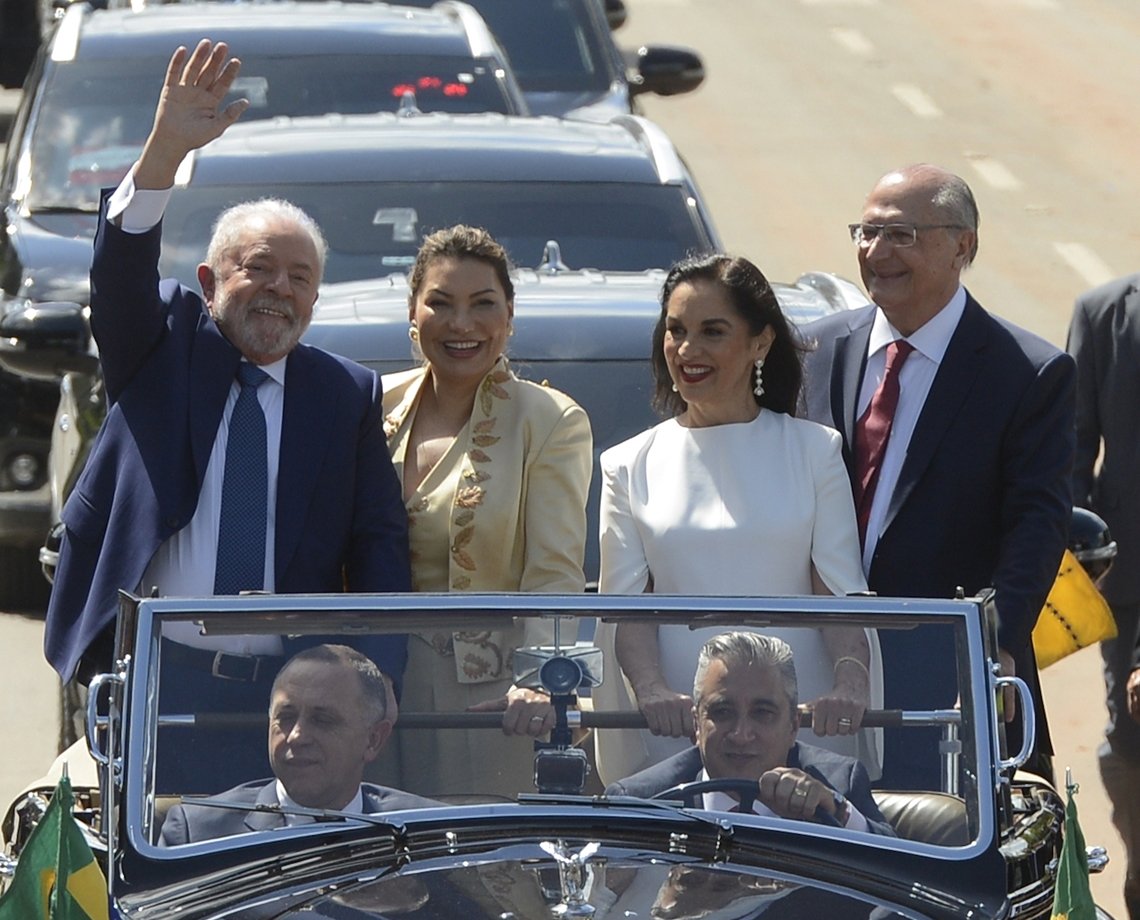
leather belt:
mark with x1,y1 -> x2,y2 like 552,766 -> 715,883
162,639 -> 281,683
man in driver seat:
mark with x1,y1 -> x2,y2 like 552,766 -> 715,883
605,632 -> 894,835
160,644 -> 438,845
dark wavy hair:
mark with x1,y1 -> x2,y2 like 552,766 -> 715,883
407,224 -> 515,304
651,254 -> 805,417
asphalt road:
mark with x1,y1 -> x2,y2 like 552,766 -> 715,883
618,0 -> 1135,913
2,0 -> 1137,907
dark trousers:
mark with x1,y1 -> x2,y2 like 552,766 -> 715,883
155,640 -> 279,795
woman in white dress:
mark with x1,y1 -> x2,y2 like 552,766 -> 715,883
594,254 -> 879,783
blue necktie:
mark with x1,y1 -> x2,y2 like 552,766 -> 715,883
215,363 -> 269,594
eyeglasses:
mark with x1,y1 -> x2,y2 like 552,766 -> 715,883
848,222 -> 965,248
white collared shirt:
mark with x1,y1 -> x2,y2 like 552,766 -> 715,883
276,781 -> 365,826
857,287 -> 967,574
112,173 -> 286,654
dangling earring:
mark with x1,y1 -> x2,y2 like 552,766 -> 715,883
753,358 -> 765,397
671,382 -> 679,393
408,324 -> 419,342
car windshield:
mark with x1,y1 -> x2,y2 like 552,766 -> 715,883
24,55 -> 517,211
124,596 -> 990,856
402,0 -> 613,93
159,181 -> 714,278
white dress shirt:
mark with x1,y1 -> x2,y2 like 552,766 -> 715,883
857,287 -> 967,574
111,174 -> 285,654
277,781 -> 365,825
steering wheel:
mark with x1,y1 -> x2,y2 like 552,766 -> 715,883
650,778 -> 840,826
651,778 -> 759,811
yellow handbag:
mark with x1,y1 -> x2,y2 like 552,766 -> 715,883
1032,548 -> 1118,668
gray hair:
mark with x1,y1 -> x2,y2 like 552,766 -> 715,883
692,632 -> 798,716
272,643 -> 388,723
206,198 -> 329,283
930,172 -> 979,265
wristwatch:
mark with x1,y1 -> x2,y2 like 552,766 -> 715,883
831,792 -> 850,827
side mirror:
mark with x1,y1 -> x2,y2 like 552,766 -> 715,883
1069,506 -> 1117,581
629,45 -> 705,98
604,0 -> 627,30
0,301 -> 98,382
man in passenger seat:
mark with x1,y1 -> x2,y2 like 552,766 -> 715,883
159,644 -> 438,845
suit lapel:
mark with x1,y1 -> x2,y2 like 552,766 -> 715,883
835,311 -> 874,445
883,296 -> 989,533
275,346 -> 337,579
190,314 -> 242,485
244,782 -> 286,832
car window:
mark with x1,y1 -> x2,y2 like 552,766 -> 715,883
406,0 -> 614,93
24,55 -> 518,210
160,181 -> 715,282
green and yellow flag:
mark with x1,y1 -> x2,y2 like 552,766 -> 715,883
1051,775 -> 1096,920
0,775 -> 109,920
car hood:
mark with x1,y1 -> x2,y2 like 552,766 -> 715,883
523,85 -> 631,122
116,809 -> 1005,920
4,210 -> 97,305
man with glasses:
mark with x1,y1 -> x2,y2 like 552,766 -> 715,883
801,164 -> 1075,788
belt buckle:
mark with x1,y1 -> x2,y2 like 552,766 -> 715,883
211,650 -> 258,682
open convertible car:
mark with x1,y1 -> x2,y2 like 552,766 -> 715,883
0,592 -> 1114,918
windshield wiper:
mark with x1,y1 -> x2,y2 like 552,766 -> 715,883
172,796 -> 408,828
518,792 -> 732,830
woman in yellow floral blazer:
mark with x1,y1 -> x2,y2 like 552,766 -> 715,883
379,225 -> 593,799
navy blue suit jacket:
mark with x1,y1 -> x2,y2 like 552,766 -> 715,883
43,193 -> 411,682
605,742 -> 894,835
158,779 -> 440,846
801,294 -> 1075,758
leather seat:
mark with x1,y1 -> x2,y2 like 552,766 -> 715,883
873,791 -> 969,846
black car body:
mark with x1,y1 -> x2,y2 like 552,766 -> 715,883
305,267 -> 866,584
0,591 -> 1115,918
0,1 -> 526,597
13,264 -> 866,587
401,0 -> 706,119
0,107 -> 725,512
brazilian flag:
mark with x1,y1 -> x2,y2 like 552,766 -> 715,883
1051,777 -> 1096,920
0,775 -> 109,920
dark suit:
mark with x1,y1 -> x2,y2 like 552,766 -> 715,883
158,779 -> 440,846
1067,272 -> 1140,911
43,193 -> 411,684
802,294 -> 1075,785
605,742 -> 894,835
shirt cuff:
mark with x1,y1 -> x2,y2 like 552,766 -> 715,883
844,805 -> 870,832
106,172 -> 173,233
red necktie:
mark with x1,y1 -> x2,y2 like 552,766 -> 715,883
853,339 -> 915,546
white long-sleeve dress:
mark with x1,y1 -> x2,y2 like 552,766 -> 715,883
594,410 -> 882,783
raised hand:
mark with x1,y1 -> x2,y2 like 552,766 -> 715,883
135,40 -> 251,190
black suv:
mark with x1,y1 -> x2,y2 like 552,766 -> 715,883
0,106 -> 727,588
0,0 -> 527,603
403,0 -> 705,119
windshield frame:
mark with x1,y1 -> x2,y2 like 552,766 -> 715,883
114,592 -> 999,866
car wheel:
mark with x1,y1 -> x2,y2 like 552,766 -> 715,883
0,545 -> 51,611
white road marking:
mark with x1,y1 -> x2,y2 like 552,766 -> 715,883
1053,243 -> 1115,289
830,27 -> 875,57
964,155 -> 1023,191
890,84 -> 942,119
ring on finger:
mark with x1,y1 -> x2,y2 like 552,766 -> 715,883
792,787 -> 808,798
530,715 -> 545,722
838,717 -> 853,727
